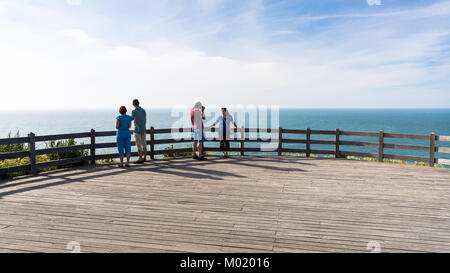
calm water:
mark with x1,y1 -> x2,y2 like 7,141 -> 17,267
1,109 -> 449,161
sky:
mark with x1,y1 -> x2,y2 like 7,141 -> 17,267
0,0 -> 449,109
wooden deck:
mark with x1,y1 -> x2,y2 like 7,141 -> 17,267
0,156 -> 449,253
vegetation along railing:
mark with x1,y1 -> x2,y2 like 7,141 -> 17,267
1,127 -> 450,176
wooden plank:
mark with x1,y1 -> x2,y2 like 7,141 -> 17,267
154,128 -> 193,134
278,127 -> 282,156
35,144 -> 91,156
436,147 -> 450,153
282,129 -> 307,134
153,148 -> 192,155
90,129 -> 96,166
35,157 -> 89,169
0,151 -> 29,160
335,129 -> 340,158
340,151 -> 378,158
150,127 -> 155,160
29,133 -> 36,175
94,152 -> 140,160
95,143 -> 117,149
310,130 -> 335,135
0,164 -> 30,175
0,137 -> 29,145
309,149 -> 335,155
383,143 -> 429,152
378,130 -> 384,162
94,131 -> 116,137
437,158 -> 450,165
245,128 -> 279,133
282,139 -> 307,144
340,131 -> 379,137
240,126 -> 245,156
34,132 -> 90,142
310,140 -> 335,145
437,135 -> 450,142
281,148 -> 307,154
306,128 -> 311,157
153,139 -> 194,145
340,141 -> 378,148
383,133 -> 429,140
430,133 -> 435,167
383,154 -> 428,163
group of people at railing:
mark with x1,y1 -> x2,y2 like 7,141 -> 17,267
116,100 -> 238,167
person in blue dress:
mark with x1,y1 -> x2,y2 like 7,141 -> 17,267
116,106 -> 133,167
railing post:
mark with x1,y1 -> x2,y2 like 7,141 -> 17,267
429,132 -> 435,167
90,129 -> 96,165
150,126 -> 155,160
378,130 -> 384,162
335,128 -> 340,158
240,126 -> 245,156
278,126 -> 283,156
29,132 -> 36,175
306,127 -> 311,157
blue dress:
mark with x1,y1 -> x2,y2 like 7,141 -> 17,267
116,115 -> 132,155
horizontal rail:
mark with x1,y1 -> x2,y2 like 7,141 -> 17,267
437,135 -> 450,142
0,150 -> 30,160
340,131 -> 379,137
35,144 -> 91,155
153,148 -> 192,155
309,149 -> 335,155
0,164 -> 31,175
281,139 -> 307,144
383,154 -> 428,163
35,132 -> 90,142
35,157 -> 89,170
310,140 -> 335,145
0,137 -> 29,145
94,152 -> 140,160
340,141 -> 378,148
282,148 -> 307,154
436,147 -> 450,153
95,131 -> 116,137
310,130 -> 335,135
383,143 -> 429,152
437,158 -> 450,165
340,151 -> 378,158
282,129 -> 307,134
383,133 -> 429,140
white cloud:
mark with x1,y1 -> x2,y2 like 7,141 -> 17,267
58,29 -> 97,45
0,0 -> 449,109
67,0 -> 81,6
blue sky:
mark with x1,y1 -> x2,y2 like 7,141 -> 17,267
0,0 -> 449,109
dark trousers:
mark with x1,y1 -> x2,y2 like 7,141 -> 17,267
219,129 -> 230,151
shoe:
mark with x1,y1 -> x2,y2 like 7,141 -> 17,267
134,159 -> 144,164
193,155 -> 199,160
124,164 -> 131,167
223,155 -> 230,158
198,156 -> 207,161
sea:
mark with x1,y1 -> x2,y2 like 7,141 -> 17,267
1,109 -> 449,163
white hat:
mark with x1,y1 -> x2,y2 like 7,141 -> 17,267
194,101 -> 203,109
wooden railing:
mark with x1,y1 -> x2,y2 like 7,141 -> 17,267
1,127 -> 449,176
